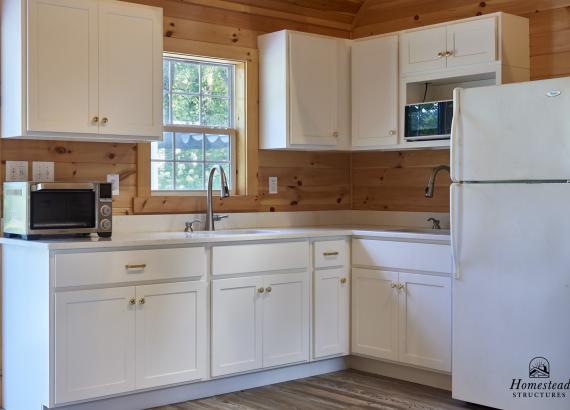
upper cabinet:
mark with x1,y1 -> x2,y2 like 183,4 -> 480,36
259,30 -> 350,150
351,34 -> 399,148
1,0 -> 163,142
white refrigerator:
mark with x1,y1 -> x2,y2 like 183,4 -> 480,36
451,77 -> 570,410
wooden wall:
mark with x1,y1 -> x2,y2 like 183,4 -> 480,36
1,0 -> 569,215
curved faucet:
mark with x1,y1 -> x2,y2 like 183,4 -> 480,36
205,165 -> 230,231
425,165 -> 450,198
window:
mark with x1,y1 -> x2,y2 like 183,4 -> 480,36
151,55 -> 236,192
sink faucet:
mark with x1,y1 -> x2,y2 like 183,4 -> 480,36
425,165 -> 450,198
205,165 -> 230,231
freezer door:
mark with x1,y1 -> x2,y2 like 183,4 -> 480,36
451,183 -> 570,410
451,77 -> 570,182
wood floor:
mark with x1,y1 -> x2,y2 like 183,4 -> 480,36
152,370 -> 485,409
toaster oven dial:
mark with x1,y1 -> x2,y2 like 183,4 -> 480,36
100,219 -> 112,231
100,204 -> 112,217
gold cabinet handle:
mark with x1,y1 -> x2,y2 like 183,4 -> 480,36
129,297 -> 136,305
101,117 -> 109,124
390,282 -> 397,289
257,287 -> 265,294
340,277 -> 347,284
397,283 -> 405,290
125,264 -> 146,270
138,297 -> 146,305
437,51 -> 445,58
266,286 -> 272,293
323,251 -> 339,257
92,116 -> 99,123
332,131 -> 339,138
445,50 -> 454,57
388,130 -> 396,136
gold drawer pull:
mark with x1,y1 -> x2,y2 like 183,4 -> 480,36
125,264 -> 146,270
139,297 -> 146,305
257,287 -> 265,294
340,277 -> 347,284
266,286 -> 272,293
323,251 -> 339,257
129,297 -> 136,305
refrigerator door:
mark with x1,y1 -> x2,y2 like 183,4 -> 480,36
451,77 -> 570,182
452,182 -> 570,410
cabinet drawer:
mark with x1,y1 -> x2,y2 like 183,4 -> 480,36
314,240 -> 348,269
212,242 -> 308,276
55,247 -> 206,287
352,239 -> 451,274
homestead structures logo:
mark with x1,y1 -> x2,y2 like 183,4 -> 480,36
509,357 -> 570,400
529,357 -> 550,378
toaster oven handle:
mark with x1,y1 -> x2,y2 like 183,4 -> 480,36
32,183 -> 96,191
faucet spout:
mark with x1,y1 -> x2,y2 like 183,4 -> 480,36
425,165 -> 450,198
205,165 -> 230,231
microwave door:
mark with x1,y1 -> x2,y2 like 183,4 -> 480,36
30,189 -> 96,230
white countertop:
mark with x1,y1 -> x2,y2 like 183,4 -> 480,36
0,226 -> 450,250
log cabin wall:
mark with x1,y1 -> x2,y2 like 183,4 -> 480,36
1,0 -> 569,215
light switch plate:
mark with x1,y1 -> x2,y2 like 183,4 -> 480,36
269,177 -> 278,194
5,161 -> 28,181
32,161 -> 54,182
107,174 -> 120,196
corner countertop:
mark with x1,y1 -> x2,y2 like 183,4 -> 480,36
0,226 -> 450,251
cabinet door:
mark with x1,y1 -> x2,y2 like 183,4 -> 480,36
352,35 -> 398,147
398,273 -> 451,372
262,272 -> 310,367
135,282 -> 207,389
314,268 -> 349,358
400,26 -> 447,73
446,17 -> 496,68
288,32 -> 339,146
55,287 -> 136,404
27,0 -> 99,134
98,0 -> 162,139
212,277 -> 263,376
351,268 -> 398,361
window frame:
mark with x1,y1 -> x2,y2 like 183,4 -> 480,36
153,53 -> 237,196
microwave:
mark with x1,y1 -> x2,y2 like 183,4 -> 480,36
3,182 -> 112,240
404,100 -> 453,142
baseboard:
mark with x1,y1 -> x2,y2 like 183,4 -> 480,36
348,355 -> 452,391
52,358 -> 348,410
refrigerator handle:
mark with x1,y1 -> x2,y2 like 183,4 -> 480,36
451,184 -> 461,280
450,88 -> 461,182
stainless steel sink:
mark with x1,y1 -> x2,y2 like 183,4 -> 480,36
385,228 -> 450,235
190,229 -> 279,236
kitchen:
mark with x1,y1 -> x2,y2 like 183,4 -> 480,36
0,1 -> 569,410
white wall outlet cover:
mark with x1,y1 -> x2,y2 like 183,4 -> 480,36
107,174 -> 120,196
5,161 -> 29,182
269,177 -> 278,194
32,161 -> 55,182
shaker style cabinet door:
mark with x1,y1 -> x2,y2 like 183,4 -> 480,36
352,35 -> 399,147
400,26 -> 447,74
288,32 -> 339,146
98,0 -> 162,138
262,272 -> 310,367
27,0 -> 99,134
446,17 -> 497,68
212,276 -> 264,376
314,268 -> 349,358
54,287 -> 136,404
351,268 -> 399,361
135,282 -> 207,389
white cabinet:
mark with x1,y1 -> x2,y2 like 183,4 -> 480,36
259,30 -> 350,150
212,272 -> 309,376
135,282 -> 207,389
351,269 -> 399,361
351,268 -> 451,372
397,273 -> 451,372
211,276 -> 263,377
351,35 -> 399,147
314,268 -> 349,358
55,287 -> 136,403
400,16 -> 498,74
2,0 -> 163,141
55,281 -> 207,403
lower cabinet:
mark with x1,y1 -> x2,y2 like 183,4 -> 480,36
314,268 -> 350,358
351,268 -> 451,372
212,272 -> 310,377
55,281 -> 207,404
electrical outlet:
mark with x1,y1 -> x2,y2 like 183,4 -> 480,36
32,161 -> 54,182
107,174 -> 120,196
5,161 -> 28,181
269,177 -> 278,194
